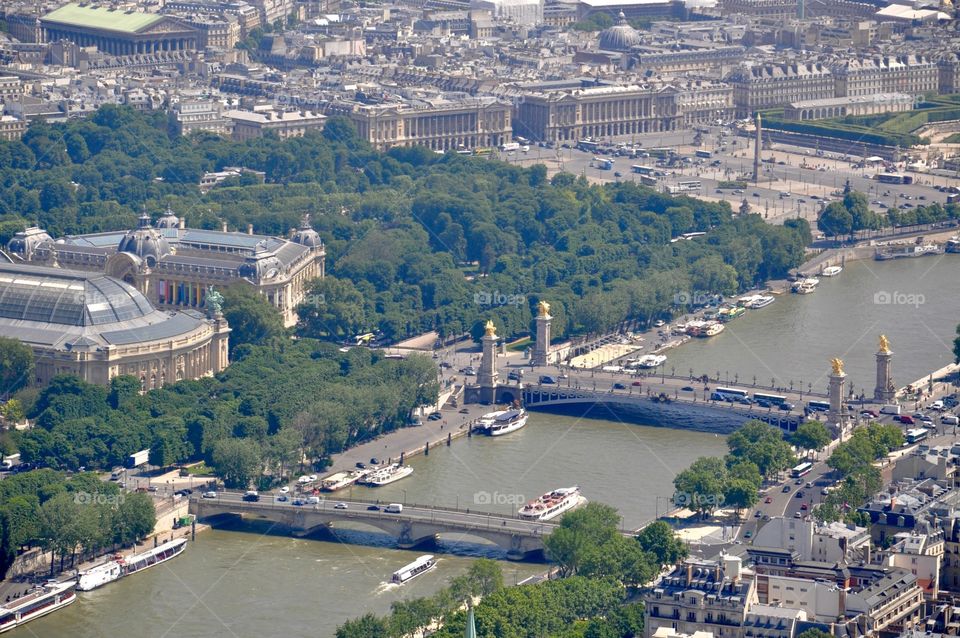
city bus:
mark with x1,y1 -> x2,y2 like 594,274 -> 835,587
713,387 -> 748,401
905,428 -> 928,444
791,461 -> 814,478
632,165 -> 655,175
695,150 -> 713,159
876,173 -> 914,184
666,180 -> 702,194
647,147 -> 673,158
578,140 -> 600,152
473,147 -> 494,157
639,175 -> 658,186
806,400 -> 830,413
754,392 -> 787,406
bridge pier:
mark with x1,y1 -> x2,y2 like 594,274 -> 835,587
397,521 -> 438,549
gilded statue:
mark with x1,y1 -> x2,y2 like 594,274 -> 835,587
484,320 -> 497,337
879,335 -> 891,354
537,300 -> 551,317
831,358 -> 844,375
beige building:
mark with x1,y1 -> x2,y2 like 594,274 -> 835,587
832,55 -> 939,99
939,53 -> 960,95
171,99 -> 231,136
0,116 -> 26,142
728,62 -> 834,116
515,83 -> 682,143
7,211 -> 325,328
224,108 -> 327,141
328,96 -> 512,152
0,76 -> 22,103
185,15 -> 241,49
784,93 -> 914,121
0,262 -> 230,388
721,0 -> 797,18
676,81 -> 735,127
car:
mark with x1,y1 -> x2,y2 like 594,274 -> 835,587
794,512 -> 802,518
738,398 -> 753,405
367,504 -> 380,511
202,491 -> 217,499
147,485 -> 158,492
912,412 -> 925,419
653,319 -> 665,327
428,413 -> 443,421
779,402 -> 795,411
334,502 -> 348,510
681,386 -> 694,392
796,491 -> 804,498
507,371 -> 521,381
765,496 -> 773,503
777,160 -> 786,165
279,486 -> 290,494
179,488 -> 193,495
716,189 -> 724,194
763,514 -> 771,520
754,510 -> 762,518
943,415 -> 959,426
944,396 -> 958,408
861,409 -> 879,418
276,495 -> 289,502
757,399 -> 771,408
805,482 -> 813,489
243,491 -> 260,502
355,462 -> 366,469
614,171 -> 623,177
752,192 -> 760,198
439,361 -> 452,369
743,530 -> 753,538
613,383 -> 627,390
459,408 -> 470,414
307,496 -> 322,505
370,458 -> 380,465
795,478 -> 804,485
899,415 -> 915,424
930,401 -> 945,411
920,415 -> 934,424
298,475 -> 311,484
632,381 -> 643,386
783,485 -> 791,493
801,503 -> 808,510
292,499 -> 306,506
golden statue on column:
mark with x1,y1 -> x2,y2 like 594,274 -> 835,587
878,335 -> 891,354
831,358 -> 845,375
537,300 -> 551,318
484,320 -> 497,337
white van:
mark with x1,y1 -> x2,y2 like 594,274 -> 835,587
880,404 -> 901,415
943,415 -> 959,426
385,503 -> 403,513
307,496 -> 321,505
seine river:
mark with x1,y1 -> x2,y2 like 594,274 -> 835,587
34,254 -> 959,637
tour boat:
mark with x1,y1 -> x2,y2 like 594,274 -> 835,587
321,470 -> 366,492
636,354 -> 667,368
0,580 -> 76,633
717,306 -> 745,322
77,538 -> 188,591
692,322 -> 724,338
748,295 -> 775,309
876,244 -> 943,260
820,265 -> 842,277
476,407 -> 528,436
946,237 -> 960,253
361,463 -> 414,486
518,487 -> 586,521
392,555 -> 436,584
791,278 -> 819,294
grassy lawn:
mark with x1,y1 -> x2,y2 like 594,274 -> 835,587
506,337 -> 531,352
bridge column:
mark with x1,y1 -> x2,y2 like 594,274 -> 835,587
531,301 -> 552,367
828,358 -> 848,438
874,336 -> 895,403
477,320 -> 500,404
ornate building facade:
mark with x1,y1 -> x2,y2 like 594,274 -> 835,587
0,261 -> 230,388
41,4 -> 200,56
7,210 -> 325,328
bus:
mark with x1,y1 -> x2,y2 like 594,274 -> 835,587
754,392 -> 787,406
905,428 -> 928,444
667,180 -> 702,194
648,147 -> 673,158
473,147 -> 494,157
806,400 -> 830,413
791,462 -> 814,478
578,140 -> 599,152
713,387 -> 748,400
632,165 -> 655,175
501,142 -> 520,152
876,173 -> 914,184
593,158 -> 614,170
695,150 -> 713,159
639,175 -> 658,186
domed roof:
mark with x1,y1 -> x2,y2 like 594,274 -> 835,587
118,213 -> 172,265
0,262 -> 155,327
239,242 -> 284,281
155,206 -> 181,229
291,214 -> 322,248
6,227 -> 53,259
599,12 -> 641,51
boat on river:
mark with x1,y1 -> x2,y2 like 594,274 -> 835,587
875,244 -> 943,260
518,487 -> 586,521
392,555 -> 436,584
475,407 -> 528,436
360,463 -> 414,486
791,278 -> 820,294
821,265 -> 842,277
77,538 -> 188,591
321,470 -> 367,492
0,580 -> 75,633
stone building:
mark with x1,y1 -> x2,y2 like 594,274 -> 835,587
721,0 -> 797,18
183,15 -> 241,49
171,99 -> 231,137
676,81 -> 735,127
224,108 -> 327,141
939,53 -> 960,95
514,82 -> 681,143
630,47 -> 745,76
41,4 -> 200,56
326,96 -> 512,152
0,116 -> 26,142
7,211 -> 325,328
0,76 -> 22,103
0,261 -> 230,388
728,62 -> 834,116
832,55 -> 939,99
784,93 -> 914,121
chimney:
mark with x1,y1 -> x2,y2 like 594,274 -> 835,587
247,223 -> 253,235
221,221 -> 228,232
686,562 -> 693,585
179,218 -> 186,230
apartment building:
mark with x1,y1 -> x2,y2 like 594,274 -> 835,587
832,55 -> 939,99
728,62 -> 834,116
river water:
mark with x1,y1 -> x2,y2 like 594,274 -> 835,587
33,255 -> 959,638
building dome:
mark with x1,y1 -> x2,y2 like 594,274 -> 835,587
7,227 -> 53,261
155,206 -> 181,229
118,212 -> 172,266
291,214 -> 322,248
599,12 -> 641,51
239,242 -> 284,281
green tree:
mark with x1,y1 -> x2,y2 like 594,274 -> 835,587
220,285 -> 285,351
636,520 -> 688,566
335,613 -> 391,638
726,421 -> 795,478
723,479 -> 758,515
108,375 -> 141,410
115,492 -> 156,545
296,277 -> 367,341
0,337 -> 34,398
673,456 -> 727,517
818,202 -> 853,237
791,420 -> 832,453
212,438 -> 262,489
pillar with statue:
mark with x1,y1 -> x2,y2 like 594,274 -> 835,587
477,320 -> 500,404
827,357 -> 848,436
874,335 -> 896,403
531,300 -> 552,367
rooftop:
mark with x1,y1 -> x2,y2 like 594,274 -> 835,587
43,4 -> 165,34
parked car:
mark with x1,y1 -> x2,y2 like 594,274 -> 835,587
367,504 -> 380,511
778,402 -> 795,411
765,496 -> 773,503
276,495 -> 288,502
632,381 -> 643,386
613,383 -> 627,390
681,386 -> 694,392
202,491 -> 217,499
782,485 -> 791,493
899,415 -> 915,425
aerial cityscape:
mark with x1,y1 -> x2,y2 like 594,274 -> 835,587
0,0 -> 958,636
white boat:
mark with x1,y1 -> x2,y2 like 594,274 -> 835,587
821,265 -> 842,277
702,323 -> 724,337
477,407 -> 528,436
78,538 -> 188,591
392,555 -> 436,584
636,354 -> 667,368
0,580 -> 75,633
321,470 -> 366,492
748,295 -> 775,309
361,463 -> 414,486
518,486 -> 587,521
791,278 -> 819,294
